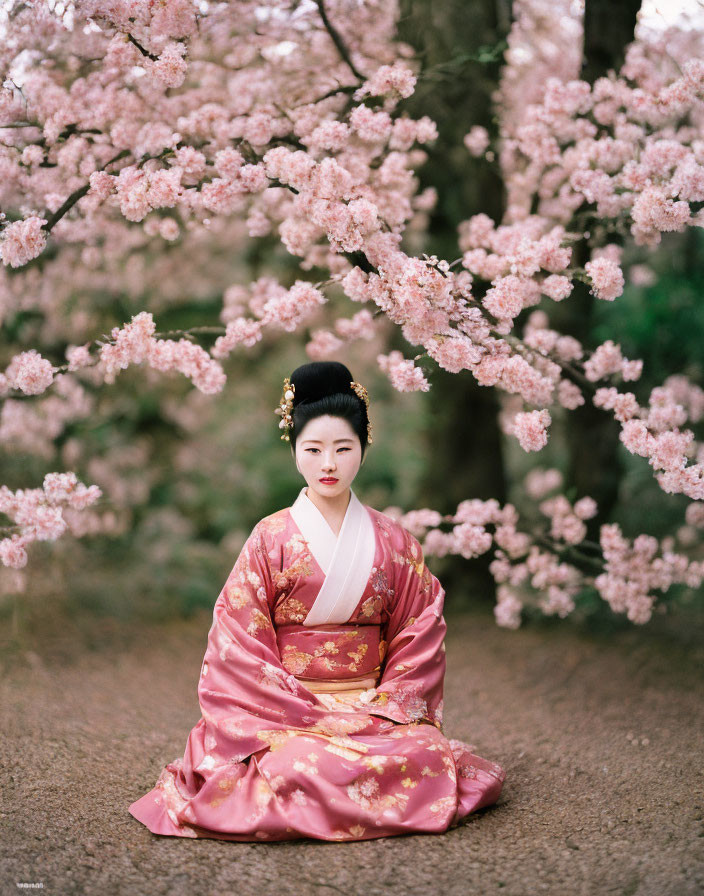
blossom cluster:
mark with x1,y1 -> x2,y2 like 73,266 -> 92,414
0,472 -> 102,568
98,311 -> 225,394
388,469 -> 704,627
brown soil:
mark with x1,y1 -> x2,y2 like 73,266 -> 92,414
1,605 -> 702,896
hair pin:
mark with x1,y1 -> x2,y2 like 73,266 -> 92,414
274,377 -> 295,441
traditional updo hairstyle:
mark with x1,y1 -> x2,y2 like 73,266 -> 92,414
286,361 -> 371,461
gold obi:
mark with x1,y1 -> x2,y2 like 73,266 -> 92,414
299,671 -> 381,705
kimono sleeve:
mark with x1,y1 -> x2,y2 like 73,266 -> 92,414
362,525 -> 446,729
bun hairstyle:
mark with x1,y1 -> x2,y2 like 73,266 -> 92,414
275,361 -> 372,458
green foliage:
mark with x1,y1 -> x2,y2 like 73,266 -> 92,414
593,235 -> 704,388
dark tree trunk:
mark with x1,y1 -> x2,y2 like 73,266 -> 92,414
582,0 -> 642,83
396,0 -> 513,605
548,243 -> 623,541
395,0 -> 643,600
550,0 -> 642,540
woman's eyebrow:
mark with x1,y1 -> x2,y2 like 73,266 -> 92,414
301,438 -> 354,444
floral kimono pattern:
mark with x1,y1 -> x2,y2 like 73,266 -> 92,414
129,487 -> 505,841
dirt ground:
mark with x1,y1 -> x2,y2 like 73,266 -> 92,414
1,603 -> 703,896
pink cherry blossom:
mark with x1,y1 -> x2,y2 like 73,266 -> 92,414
463,126 -> 490,156
356,63 -> 417,100
0,474 -> 102,567
494,586 -> 523,629
5,350 -> 56,395
511,409 -> 552,452
100,311 -> 157,382
584,256 -> 625,301
305,329 -> 344,360
211,318 -> 263,358
0,217 -> 48,268
66,344 -> 93,371
261,281 -> 327,333
377,351 -> 430,392
0,535 -> 29,569
524,467 -> 563,499
145,41 -> 188,88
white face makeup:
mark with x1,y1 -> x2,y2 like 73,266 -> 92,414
292,414 -> 363,504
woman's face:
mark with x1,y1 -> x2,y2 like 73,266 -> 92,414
293,414 -> 363,501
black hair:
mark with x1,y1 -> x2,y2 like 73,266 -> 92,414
287,361 -> 370,459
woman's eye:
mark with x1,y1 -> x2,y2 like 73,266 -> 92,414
305,447 -> 351,453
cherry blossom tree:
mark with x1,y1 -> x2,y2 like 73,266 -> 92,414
1,0 -> 703,628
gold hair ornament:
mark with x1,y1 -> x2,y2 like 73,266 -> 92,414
350,380 -> 373,445
274,377 -> 295,440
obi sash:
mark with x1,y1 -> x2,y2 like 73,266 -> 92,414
276,623 -> 383,681
276,622 -> 383,707
289,485 -> 376,627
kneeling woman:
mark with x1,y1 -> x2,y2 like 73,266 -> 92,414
129,360 -> 506,841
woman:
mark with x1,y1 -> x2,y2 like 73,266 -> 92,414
129,361 -> 506,841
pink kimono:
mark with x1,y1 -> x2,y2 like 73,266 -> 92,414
129,486 -> 506,841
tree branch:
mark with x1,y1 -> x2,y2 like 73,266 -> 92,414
314,0 -> 366,81
41,149 -> 131,233
126,32 -> 159,61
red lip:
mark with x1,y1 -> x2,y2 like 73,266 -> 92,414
319,477 -> 339,483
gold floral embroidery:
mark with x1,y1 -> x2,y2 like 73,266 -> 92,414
359,594 -> 383,617
254,777 -> 275,808
347,643 -> 368,664
368,684 -> 429,724
281,645 -> 313,674
269,530 -> 317,596
225,582 -> 250,611
217,776 -> 235,791
411,557 -> 425,578
276,597 -> 309,624
247,607 -> 272,635
442,752 -> 457,784
255,729 -> 300,751
389,529 -> 428,583
312,715 -> 371,736
207,773 -> 240,809
325,742 -> 368,761
362,755 -> 392,773
272,549 -> 314,592
320,640 -> 340,654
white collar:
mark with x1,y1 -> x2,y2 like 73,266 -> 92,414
291,486 -> 356,572
289,485 -> 376,625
